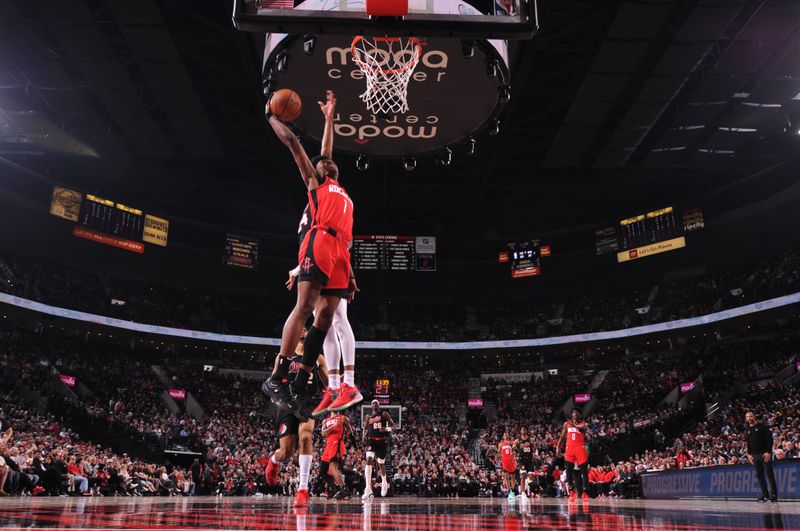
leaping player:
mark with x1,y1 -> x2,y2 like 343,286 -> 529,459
498,432 -> 518,500
264,329 -> 328,507
363,399 -> 394,499
516,426 -> 535,499
286,204 -> 362,416
556,408 -> 590,501
263,90 -> 362,415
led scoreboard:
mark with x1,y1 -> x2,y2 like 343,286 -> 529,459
352,235 -> 436,271
594,206 -> 704,262
224,234 -> 259,270
500,240 -> 551,278
374,379 -> 390,405
50,187 -> 170,254
79,194 -> 144,242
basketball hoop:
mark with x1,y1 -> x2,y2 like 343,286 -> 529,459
351,36 -> 421,115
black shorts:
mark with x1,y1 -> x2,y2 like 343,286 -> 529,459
368,438 -> 388,460
275,396 -> 316,439
519,459 -> 535,473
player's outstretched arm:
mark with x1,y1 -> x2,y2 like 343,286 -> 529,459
267,114 -> 318,189
317,354 -> 329,390
556,423 -> 567,456
318,90 -> 336,159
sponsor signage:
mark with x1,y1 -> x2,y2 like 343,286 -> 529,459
59,374 -> 76,387
467,398 -> 484,408
617,236 -> 686,263
642,460 -> 800,499
143,214 -> 169,247
169,389 -> 186,400
73,226 -> 144,254
50,187 -> 82,222
574,393 -> 592,404
680,381 -> 696,393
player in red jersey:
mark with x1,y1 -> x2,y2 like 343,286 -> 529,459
286,204 -> 362,418
320,410 -> 353,500
557,408 -> 590,501
498,432 -> 518,500
264,90 -> 361,414
263,329 -> 329,508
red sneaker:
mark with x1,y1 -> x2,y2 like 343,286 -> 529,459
569,491 -> 577,501
265,452 -> 280,487
582,492 -> 590,501
312,388 -> 337,417
328,383 -> 363,412
293,489 -> 309,507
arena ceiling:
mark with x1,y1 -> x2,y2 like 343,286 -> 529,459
0,0 -> 799,245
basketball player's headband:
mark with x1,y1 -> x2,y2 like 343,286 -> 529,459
371,399 -> 380,406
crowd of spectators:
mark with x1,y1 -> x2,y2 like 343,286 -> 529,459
3,249 -> 799,342
1,313 -> 800,499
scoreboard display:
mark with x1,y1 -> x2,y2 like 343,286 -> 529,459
352,235 -> 436,272
224,234 -> 259,270
502,240 -> 551,278
51,187 -> 170,254
79,194 -> 144,242
374,378 -> 390,404
594,206 -> 704,261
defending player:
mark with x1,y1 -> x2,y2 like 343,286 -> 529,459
264,329 -> 328,507
320,410 -> 354,500
557,408 -> 590,501
286,204 -> 362,417
499,432 -> 518,500
362,399 -> 394,499
264,90 -> 361,414
516,426 -> 535,499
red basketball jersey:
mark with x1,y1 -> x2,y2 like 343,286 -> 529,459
500,442 -> 515,464
308,177 -> 354,243
323,414 -> 344,442
566,420 -> 587,448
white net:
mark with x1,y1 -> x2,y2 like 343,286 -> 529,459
351,36 -> 421,115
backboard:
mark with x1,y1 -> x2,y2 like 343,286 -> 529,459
256,1 -> 523,158
233,0 -> 539,39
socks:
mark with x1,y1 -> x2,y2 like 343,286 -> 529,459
344,370 -> 355,387
328,373 -> 341,391
299,454 -> 312,491
273,355 -> 291,381
364,464 -> 373,492
381,474 -> 388,487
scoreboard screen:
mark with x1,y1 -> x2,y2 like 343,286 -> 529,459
352,235 -> 436,271
52,187 -> 169,253
595,206 -> 704,260
79,194 -> 144,242
619,206 -> 679,250
374,378 -> 390,404
505,240 -> 550,278
224,234 -> 259,269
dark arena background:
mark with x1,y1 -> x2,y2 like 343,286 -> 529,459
1,0 -> 800,530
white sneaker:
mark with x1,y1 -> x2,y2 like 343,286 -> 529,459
519,492 -> 528,500
362,490 -> 374,500
380,483 -> 389,497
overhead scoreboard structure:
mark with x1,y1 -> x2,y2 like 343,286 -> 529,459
595,206 -> 705,262
498,240 -> 551,278
50,186 -> 169,254
352,235 -> 436,271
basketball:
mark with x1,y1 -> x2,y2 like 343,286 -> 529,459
269,89 -> 302,121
